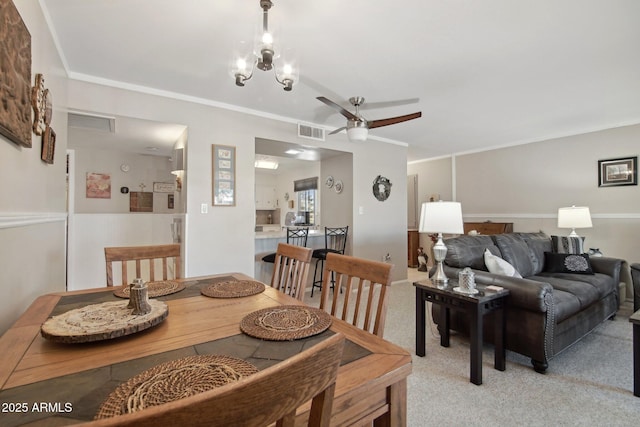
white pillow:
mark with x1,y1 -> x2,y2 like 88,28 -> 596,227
484,249 -> 522,278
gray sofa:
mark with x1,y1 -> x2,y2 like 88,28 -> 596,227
435,232 -> 623,373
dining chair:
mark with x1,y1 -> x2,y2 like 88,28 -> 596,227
311,226 -> 349,297
90,333 -> 346,427
319,253 -> 393,338
104,244 -> 181,286
261,227 -> 309,263
270,243 -> 313,301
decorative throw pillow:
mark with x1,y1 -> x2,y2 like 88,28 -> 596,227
543,252 -> 594,275
484,249 -> 522,278
551,235 -> 585,254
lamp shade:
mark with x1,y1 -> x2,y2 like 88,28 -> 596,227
557,206 -> 592,229
347,127 -> 368,142
419,201 -> 464,234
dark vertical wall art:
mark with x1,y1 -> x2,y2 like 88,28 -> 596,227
0,0 -> 32,147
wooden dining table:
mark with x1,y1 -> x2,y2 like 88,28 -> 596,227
0,273 -> 412,426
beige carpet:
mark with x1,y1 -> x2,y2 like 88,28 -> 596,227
306,268 -> 640,426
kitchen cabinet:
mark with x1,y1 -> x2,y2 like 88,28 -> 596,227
255,185 -> 277,210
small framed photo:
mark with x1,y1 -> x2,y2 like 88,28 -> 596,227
212,144 -> 236,206
598,156 -> 637,187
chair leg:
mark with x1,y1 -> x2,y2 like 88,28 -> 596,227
311,258 -> 323,297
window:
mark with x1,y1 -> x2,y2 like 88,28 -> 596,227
297,189 -> 316,225
294,177 -> 318,226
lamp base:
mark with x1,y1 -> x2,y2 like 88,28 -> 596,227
431,233 -> 450,289
431,260 -> 449,289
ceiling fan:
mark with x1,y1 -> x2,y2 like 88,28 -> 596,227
316,96 -> 422,142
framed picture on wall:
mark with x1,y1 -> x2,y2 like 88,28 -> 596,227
0,0 -> 32,147
598,156 -> 637,187
212,144 -> 236,206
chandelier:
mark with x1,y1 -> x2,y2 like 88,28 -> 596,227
232,0 -> 298,91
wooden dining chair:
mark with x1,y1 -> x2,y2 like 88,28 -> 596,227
270,242 -> 313,301
319,253 -> 393,337
89,333 -> 346,427
104,244 -> 181,286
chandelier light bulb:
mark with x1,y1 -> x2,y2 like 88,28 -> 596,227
236,58 -> 248,72
282,63 -> 293,76
261,32 -> 273,46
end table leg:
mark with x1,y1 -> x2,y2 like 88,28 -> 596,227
469,306 -> 482,385
494,306 -> 506,371
634,323 -> 639,397
439,306 -> 450,347
416,288 -> 426,357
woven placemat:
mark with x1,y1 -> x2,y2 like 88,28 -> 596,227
41,300 -> 168,343
240,305 -> 332,341
201,280 -> 265,298
95,355 -> 258,419
113,280 -> 186,298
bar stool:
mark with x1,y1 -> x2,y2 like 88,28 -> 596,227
311,226 -> 348,297
262,227 -> 309,263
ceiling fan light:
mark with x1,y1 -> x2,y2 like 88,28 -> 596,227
347,127 -> 368,142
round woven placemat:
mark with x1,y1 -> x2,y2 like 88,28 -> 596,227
41,300 -> 168,343
240,305 -> 332,341
113,280 -> 186,299
201,280 -> 265,298
95,355 -> 258,419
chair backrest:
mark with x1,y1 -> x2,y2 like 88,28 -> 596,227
91,333 -> 346,427
319,253 -> 393,337
270,243 -> 313,301
105,244 -> 181,286
286,227 -> 309,247
324,226 -> 349,253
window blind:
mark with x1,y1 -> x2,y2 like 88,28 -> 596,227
294,177 -> 318,192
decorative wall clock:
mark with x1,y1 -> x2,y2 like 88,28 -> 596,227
372,175 -> 392,201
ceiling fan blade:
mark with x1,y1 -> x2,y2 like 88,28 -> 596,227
358,98 -> 420,110
328,126 -> 347,135
368,112 -> 422,129
316,96 -> 359,121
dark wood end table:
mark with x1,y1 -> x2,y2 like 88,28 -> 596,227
630,309 -> 640,397
414,279 -> 509,385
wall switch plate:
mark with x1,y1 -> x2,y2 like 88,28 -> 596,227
201,203 -> 208,214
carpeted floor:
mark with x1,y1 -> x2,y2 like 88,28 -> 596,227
306,268 -> 640,426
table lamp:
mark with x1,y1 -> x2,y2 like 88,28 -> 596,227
557,206 -> 592,237
419,201 -> 464,287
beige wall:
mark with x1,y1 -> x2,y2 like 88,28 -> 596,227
0,1 -> 68,333
73,148 -> 178,213
409,123 -> 640,298
320,153 -> 354,254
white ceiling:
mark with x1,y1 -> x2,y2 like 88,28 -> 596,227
43,0 -> 640,162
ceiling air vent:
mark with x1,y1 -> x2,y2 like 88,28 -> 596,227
68,112 -> 116,133
298,123 -> 325,141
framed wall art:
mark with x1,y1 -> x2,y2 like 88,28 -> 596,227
598,156 -> 637,187
0,0 -> 32,147
212,144 -> 236,206
41,126 -> 55,164
86,172 -> 111,199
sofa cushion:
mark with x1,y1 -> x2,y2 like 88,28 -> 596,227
518,232 -> 552,275
544,252 -> 594,275
551,235 -> 585,254
484,249 -> 522,277
493,234 -> 537,277
444,235 -> 500,271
